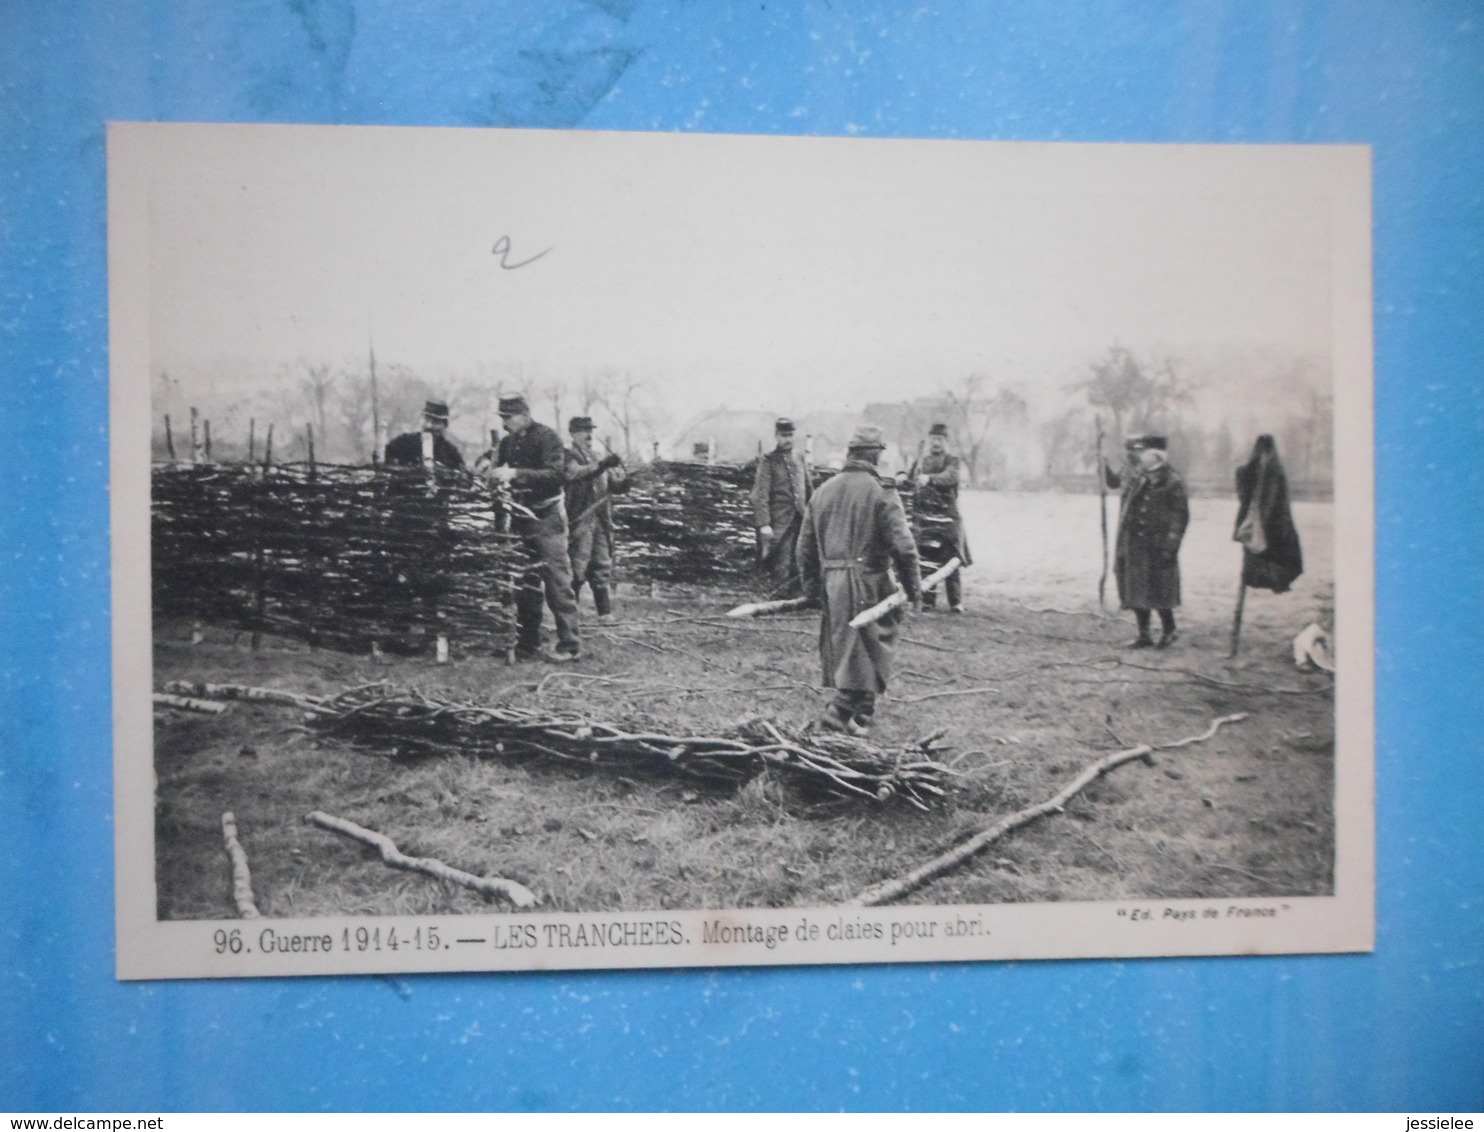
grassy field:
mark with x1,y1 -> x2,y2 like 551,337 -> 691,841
154,491 -> 1336,918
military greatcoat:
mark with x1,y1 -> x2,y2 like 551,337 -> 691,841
797,461 -> 922,694
1115,462 -> 1189,610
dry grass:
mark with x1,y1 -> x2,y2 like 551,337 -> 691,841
154,581 -> 1334,918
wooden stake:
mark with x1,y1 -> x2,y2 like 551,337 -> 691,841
152,692 -> 229,714
189,407 -> 202,464
306,810 -> 538,908
725,596 -> 812,619
248,418 -> 256,465
850,713 -> 1249,906
263,423 -> 274,469
850,558 -> 960,629
221,812 -> 262,919
164,414 -> 176,464
1228,577 -> 1248,658
306,422 -> 316,472
1096,416 -> 1109,611
203,419 -> 212,462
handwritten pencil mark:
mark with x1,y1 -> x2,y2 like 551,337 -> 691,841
492,235 -> 552,270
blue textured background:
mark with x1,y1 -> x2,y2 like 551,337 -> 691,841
2,1 -> 1481,1112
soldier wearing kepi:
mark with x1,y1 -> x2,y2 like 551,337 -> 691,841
797,425 -> 922,736
384,399 -> 466,470
911,423 -> 971,613
563,416 -> 626,620
485,395 -> 581,663
1113,435 -> 1189,649
750,417 -> 812,598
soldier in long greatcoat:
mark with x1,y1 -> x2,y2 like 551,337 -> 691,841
797,425 -> 922,735
1113,436 -> 1189,648
750,417 -> 811,597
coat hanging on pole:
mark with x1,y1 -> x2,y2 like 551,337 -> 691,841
1233,434 -> 1304,593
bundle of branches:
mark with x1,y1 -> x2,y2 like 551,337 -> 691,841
306,683 -> 953,809
610,460 -> 839,590
152,462 -> 533,655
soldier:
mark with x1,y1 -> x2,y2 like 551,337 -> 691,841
1113,435 -> 1189,648
797,425 -> 922,736
484,395 -> 581,663
910,423 -> 970,612
750,417 -> 811,598
384,399 -> 466,469
564,416 -> 626,619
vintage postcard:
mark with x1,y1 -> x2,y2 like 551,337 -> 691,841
110,123 -> 1372,977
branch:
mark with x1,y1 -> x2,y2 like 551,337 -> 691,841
221,812 -> 262,918
306,810 -> 539,908
849,713 -> 1249,906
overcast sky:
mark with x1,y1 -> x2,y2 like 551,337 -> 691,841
140,124 -> 1353,425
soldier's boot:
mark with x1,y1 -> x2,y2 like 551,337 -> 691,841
1156,609 -> 1178,648
1127,609 -> 1155,649
816,702 -> 854,734
591,582 -> 613,619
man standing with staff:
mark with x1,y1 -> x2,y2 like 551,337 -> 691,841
910,423 -> 970,613
484,395 -> 581,663
564,415 -> 626,620
1111,435 -> 1189,649
751,417 -> 811,598
797,425 -> 922,736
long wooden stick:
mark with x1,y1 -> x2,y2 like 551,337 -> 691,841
1227,576 -> 1248,658
306,810 -> 539,908
850,558 -> 960,629
850,713 -> 1249,906
152,692 -> 229,714
725,596 -> 813,619
1096,416 -> 1109,611
221,812 -> 262,919
164,680 -> 323,709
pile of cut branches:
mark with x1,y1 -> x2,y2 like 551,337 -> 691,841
303,682 -> 953,808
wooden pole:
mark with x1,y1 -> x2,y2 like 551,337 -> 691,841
851,713 -> 1249,906
203,419 -> 212,462
306,422 -> 316,472
221,812 -> 262,919
306,810 -> 538,907
164,414 -> 176,464
248,418 -> 256,465
263,423 -> 274,469
1097,416 -> 1109,611
369,338 -> 381,464
850,558 -> 960,629
725,595 -> 813,619
189,407 -> 202,464
1227,575 -> 1248,658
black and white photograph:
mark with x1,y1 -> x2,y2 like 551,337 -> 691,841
110,123 -> 1372,977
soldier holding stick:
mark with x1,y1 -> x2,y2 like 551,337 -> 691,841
908,423 -> 970,613
484,395 -> 581,663
564,416 -> 626,619
797,425 -> 922,736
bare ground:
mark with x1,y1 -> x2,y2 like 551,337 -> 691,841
153,492 -> 1335,918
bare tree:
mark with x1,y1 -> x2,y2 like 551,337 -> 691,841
942,375 -> 1029,487
1071,346 -> 1197,442
595,372 -> 662,458
298,359 -> 340,447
